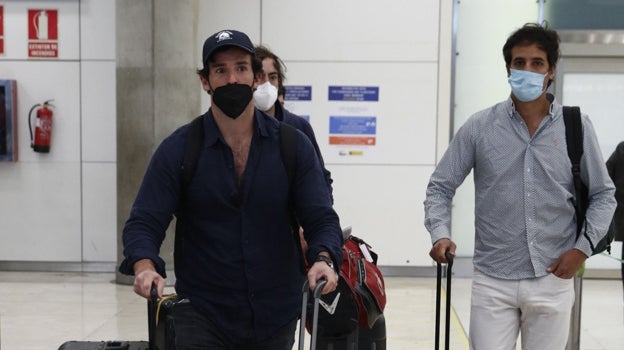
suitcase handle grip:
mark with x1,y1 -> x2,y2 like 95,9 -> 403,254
313,279 -> 328,298
300,278 -> 328,295
150,283 -> 158,301
445,251 -> 454,267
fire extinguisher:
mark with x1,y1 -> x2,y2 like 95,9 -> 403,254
28,100 -> 54,153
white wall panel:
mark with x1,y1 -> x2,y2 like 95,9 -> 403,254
282,62 -> 437,165
330,164 -> 435,266
0,61 -> 80,162
79,0 -> 116,60
0,162 -> 81,261
262,0 -> 439,62
0,0 -> 109,266
81,61 -> 116,162
0,1 -> 79,60
82,162 -> 116,262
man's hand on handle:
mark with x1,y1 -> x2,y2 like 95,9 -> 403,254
429,238 -> 456,264
133,258 -> 166,299
307,252 -> 338,295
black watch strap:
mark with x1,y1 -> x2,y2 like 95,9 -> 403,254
315,255 -> 335,270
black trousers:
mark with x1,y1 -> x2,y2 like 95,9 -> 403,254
171,302 -> 297,350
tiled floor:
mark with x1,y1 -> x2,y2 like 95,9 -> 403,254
0,271 -> 622,350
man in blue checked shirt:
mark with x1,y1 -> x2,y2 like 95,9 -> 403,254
424,23 -> 616,350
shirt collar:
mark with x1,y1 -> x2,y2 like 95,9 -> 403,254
505,93 -> 560,122
203,109 -> 272,146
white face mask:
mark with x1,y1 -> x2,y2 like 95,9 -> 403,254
253,81 -> 278,111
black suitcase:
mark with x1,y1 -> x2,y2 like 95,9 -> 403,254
435,252 -> 454,350
147,284 -> 179,350
58,284 -> 178,350
58,340 -> 148,350
299,278 -> 386,350
315,315 -> 386,350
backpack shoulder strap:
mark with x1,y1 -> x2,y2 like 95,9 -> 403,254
279,122 -> 307,273
563,106 -> 583,171
562,106 -> 590,241
181,115 -> 205,194
279,122 -> 297,187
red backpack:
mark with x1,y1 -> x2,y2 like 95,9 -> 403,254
308,229 -> 386,337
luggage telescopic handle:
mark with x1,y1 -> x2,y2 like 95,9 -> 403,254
313,279 -> 328,298
435,251 -> 454,350
148,283 -> 158,350
445,251 -> 454,267
444,251 -> 453,350
150,283 -> 159,301
298,279 -> 328,350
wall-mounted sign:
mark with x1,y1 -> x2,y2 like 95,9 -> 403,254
327,85 -> 379,155
0,6 -> 4,55
284,85 -> 312,122
28,9 -> 59,58
329,116 -> 377,146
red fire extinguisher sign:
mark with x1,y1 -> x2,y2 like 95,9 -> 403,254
28,9 -> 58,58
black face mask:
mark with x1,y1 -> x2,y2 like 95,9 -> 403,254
211,84 -> 253,119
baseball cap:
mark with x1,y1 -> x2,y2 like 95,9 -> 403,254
202,30 -> 255,67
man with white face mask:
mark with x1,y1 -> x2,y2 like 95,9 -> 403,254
254,45 -> 333,200
424,23 -> 616,350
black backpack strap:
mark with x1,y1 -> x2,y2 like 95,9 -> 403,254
280,122 -> 297,191
563,106 -> 583,174
562,106 -> 592,247
176,115 -> 204,255
181,115 -> 205,194
279,122 -> 306,273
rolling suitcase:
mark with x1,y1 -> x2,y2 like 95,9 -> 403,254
147,284 -> 179,350
314,315 -> 386,350
435,252 -> 454,350
58,340 -> 148,350
58,284 -> 178,350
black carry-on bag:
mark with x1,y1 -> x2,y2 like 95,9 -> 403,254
58,341 -> 148,350
298,279 -> 328,350
57,284 -> 177,350
147,284 -> 179,350
435,252 -> 454,350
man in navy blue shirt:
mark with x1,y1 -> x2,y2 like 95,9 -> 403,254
119,29 -> 343,350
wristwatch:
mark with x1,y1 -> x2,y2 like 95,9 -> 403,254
315,255 -> 334,270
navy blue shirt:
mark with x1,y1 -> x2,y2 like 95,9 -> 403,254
274,102 -> 333,201
119,109 -> 343,341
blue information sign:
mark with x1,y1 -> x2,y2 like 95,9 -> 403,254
328,86 -> 379,101
284,85 -> 312,101
329,116 -> 377,135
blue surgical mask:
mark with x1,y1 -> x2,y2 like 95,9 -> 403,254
508,69 -> 547,102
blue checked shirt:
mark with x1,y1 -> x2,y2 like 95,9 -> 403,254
424,96 -> 616,279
